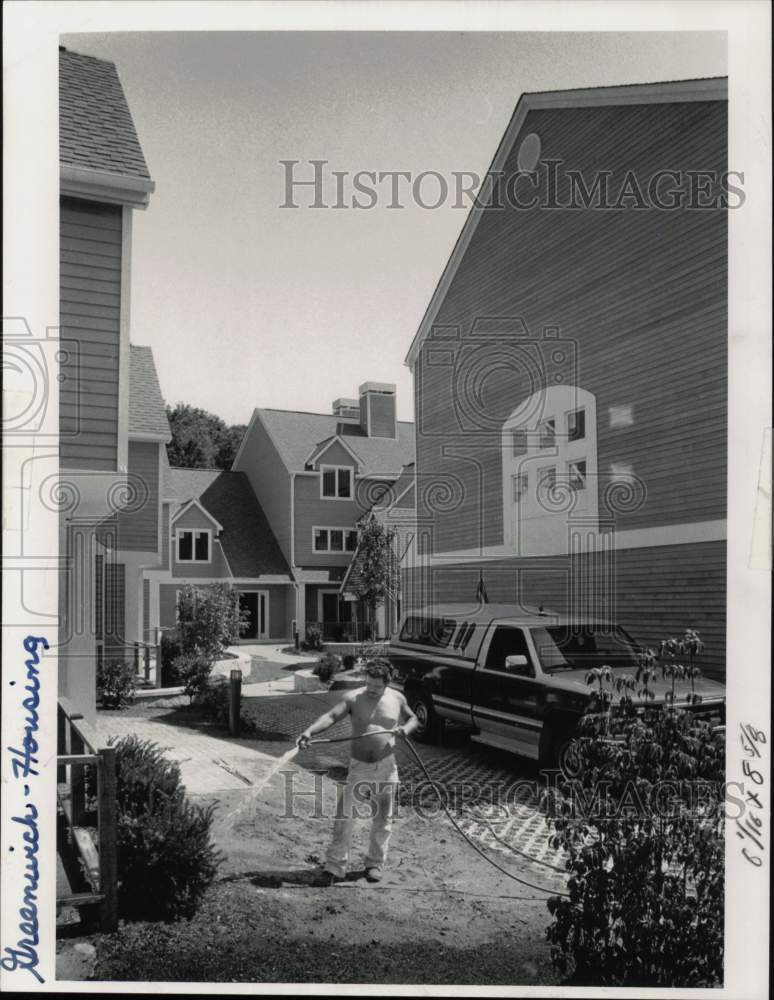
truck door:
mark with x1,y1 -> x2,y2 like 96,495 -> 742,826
472,625 -> 543,757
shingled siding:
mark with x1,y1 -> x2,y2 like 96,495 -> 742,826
60,196 -> 122,470
116,441 -> 159,551
403,539 -> 725,678
414,99 -> 727,555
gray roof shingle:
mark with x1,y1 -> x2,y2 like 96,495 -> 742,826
258,409 -> 414,476
162,465 -> 291,578
129,345 -> 170,438
60,48 -> 151,180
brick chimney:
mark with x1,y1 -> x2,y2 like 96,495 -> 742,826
332,397 -> 360,420
359,382 -> 397,439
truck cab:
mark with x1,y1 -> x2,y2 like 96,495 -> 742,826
387,603 -> 725,768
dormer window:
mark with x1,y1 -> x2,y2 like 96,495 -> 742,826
177,529 -> 211,563
321,465 -> 353,499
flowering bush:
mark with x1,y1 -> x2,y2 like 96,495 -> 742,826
544,629 -> 725,987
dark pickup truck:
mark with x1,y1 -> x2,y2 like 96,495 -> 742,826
387,603 -> 726,767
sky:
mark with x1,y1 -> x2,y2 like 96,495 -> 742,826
62,30 -> 727,426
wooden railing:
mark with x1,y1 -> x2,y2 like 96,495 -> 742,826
56,696 -> 118,932
97,634 -> 163,688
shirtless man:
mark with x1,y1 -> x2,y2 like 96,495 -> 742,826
297,657 -> 419,884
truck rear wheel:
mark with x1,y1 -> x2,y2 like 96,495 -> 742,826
409,691 -> 440,744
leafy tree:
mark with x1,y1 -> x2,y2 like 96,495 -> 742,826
175,584 -> 250,698
346,515 -> 399,634
544,629 -> 725,987
166,403 -> 246,470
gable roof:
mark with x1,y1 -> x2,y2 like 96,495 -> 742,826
60,47 -> 151,179
162,464 -> 291,578
129,345 -> 170,439
404,76 -> 728,369
256,408 -> 415,477
59,47 -> 155,206
306,434 -> 364,470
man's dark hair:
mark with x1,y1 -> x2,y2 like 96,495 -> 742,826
364,656 -> 393,682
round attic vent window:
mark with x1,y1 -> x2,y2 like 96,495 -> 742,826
517,133 -> 542,173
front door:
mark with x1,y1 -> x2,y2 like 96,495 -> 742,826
319,590 -> 341,641
238,591 -> 268,640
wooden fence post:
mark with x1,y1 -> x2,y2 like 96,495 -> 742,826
70,728 -> 86,825
97,745 -> 118,932
57,704 -> 66,784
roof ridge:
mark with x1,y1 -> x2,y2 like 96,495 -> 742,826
60,47 -> 117,68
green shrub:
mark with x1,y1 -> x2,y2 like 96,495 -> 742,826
313,651 -> 342,684
341,653 -> 356,671
174,652 -> 215,701
176,583 -> 249,662
160,633 -> 183,685
198,675 -> 230,724
303,625 -> 323,651
544,631 -> 725,987
97,660 -> 136,709
110,735 -> 221,922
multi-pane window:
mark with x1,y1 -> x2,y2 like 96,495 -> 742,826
511,429 -> 527,456
567,408 -> 585,442
313,527 -> 358,553
538,418 -> 555,449
321,465 -> 353,499
511,472 -> 528,502
177,529 -> 211,562
568,459 -> 587,490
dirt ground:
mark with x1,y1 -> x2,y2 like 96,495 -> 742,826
60,690 -> 564,985
157,759 -> 559,984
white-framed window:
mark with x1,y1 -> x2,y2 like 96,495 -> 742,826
176,528 -> 211,563
567,407 -> 586,442
568,459 -> 587,491
511,472 -> 528,502
538,418 -> 555,449
320,465 -> 353,499
313,526 -> 359,553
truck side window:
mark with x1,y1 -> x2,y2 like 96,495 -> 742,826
485,627 -> 534,675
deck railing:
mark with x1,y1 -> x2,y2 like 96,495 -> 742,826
97,633 -> 163,688
56,696 -> 118,932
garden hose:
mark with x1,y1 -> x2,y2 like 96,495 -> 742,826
307,727 -> 569,898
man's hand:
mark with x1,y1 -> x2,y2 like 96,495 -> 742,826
396,725 -> 409,741
296,731 -> 312,749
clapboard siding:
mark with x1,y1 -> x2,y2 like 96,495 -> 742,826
60,196 -> 122,470
404,540 -> 726,678
116,441 -> 159,551
414,99 -> 726,554
294,475 -> 359,567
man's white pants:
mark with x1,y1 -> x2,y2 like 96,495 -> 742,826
324,756 -> 399,877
